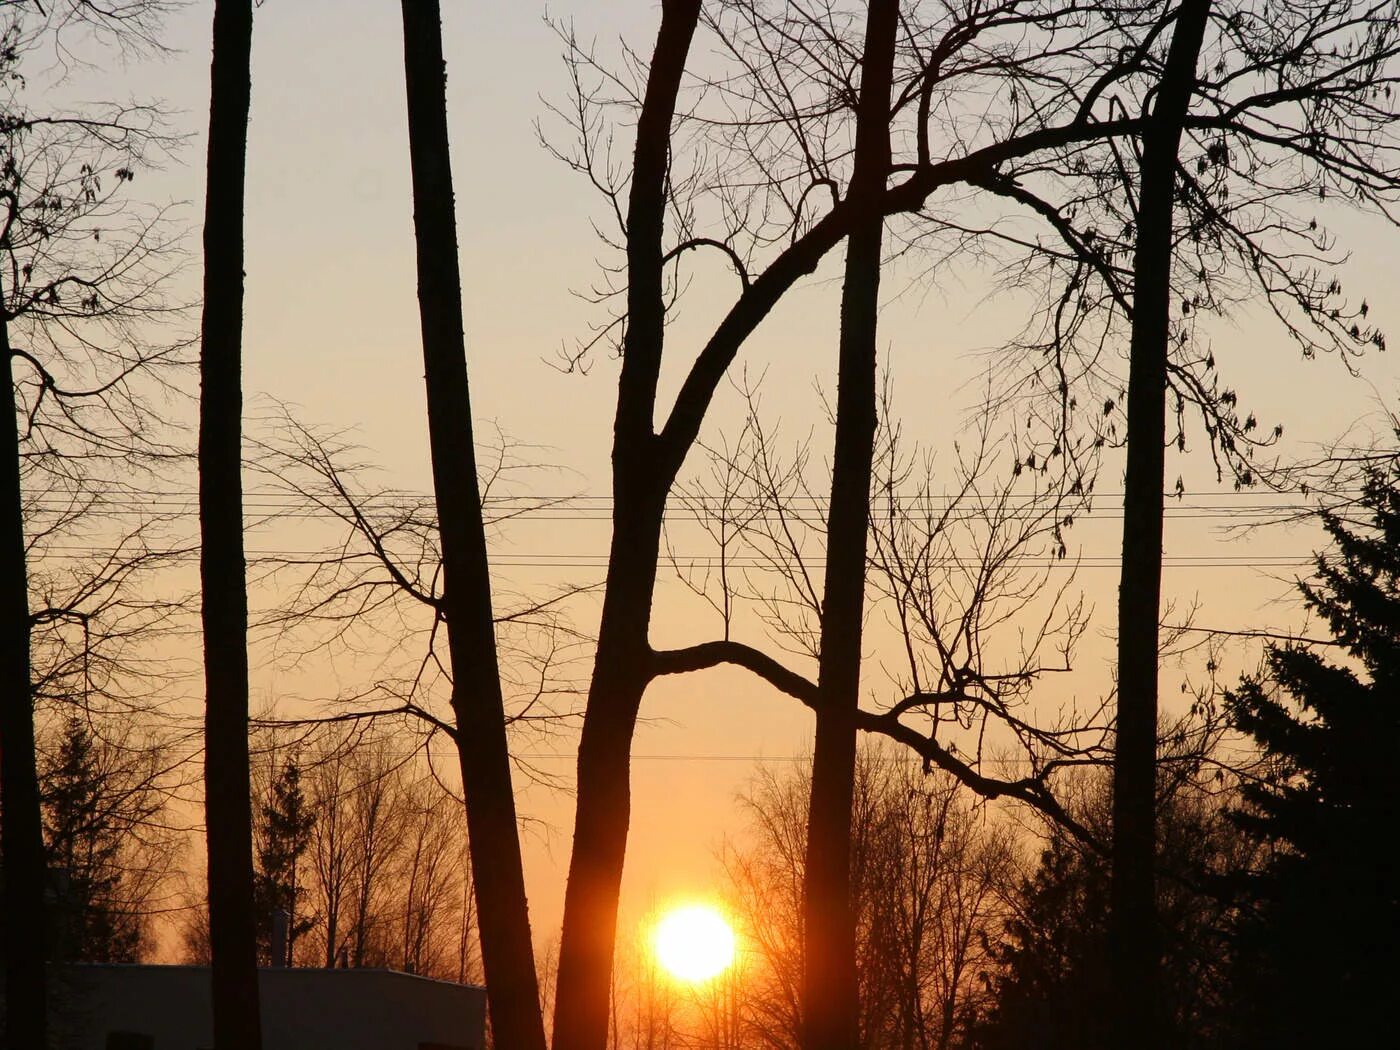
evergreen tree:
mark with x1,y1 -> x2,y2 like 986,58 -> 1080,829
40,717 -> 165,963
973,772 -> 1243,1050
1224,467 -> 1400,1046
254,756 -> 316,965
974,829 -> 1112,1050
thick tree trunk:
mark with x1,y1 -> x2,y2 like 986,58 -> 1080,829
799,3 -> 897,1048
551,4 -> 701,1048
398,4 -> 545,1047
1110,1 -> 1210,1046
552,505 -> 666,1050
1,309 -> 47,1050
198,2 -> 262,1047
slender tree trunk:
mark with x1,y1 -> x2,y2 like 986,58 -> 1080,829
1,307 -> 47,1049
199,0 -> 260,1045
1110,2 -> 1210,1046
550,4 -> 701,1047
398,3 -> 545,1046
799,4 -> 897,1048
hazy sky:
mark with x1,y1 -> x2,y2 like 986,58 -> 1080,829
63,0 -> 1400,951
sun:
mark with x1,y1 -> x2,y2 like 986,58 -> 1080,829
652,903 -> 737,983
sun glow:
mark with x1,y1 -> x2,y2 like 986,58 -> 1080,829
652,903 -> 737,983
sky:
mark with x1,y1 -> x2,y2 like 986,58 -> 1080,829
49,0 -> 1400,954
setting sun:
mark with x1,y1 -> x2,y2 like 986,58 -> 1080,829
653,904 -> 737,983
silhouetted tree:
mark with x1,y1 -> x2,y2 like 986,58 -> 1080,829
549,2 -> 1134,1038
2,4 -> 177,1041
724,750 -> 1015,1049
305,737 -> 353,969
548,4 -> 706,1043
397,0 -> 546,1041
799,2 -> 897,1046
1222,466 -> 1400,1046
972,2 -> 1400,1035
253,756 -> 316,966
198,0 -> 261,1046
40,716 -> 174,965
974,765 -> 1249,1050
1109,3 -> 1212,1041
394,778 -> 466,978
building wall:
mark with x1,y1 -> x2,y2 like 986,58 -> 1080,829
51,965 -> 486,1050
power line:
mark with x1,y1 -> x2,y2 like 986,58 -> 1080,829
23,487 -> 1341,517
27,544 -> 1314,569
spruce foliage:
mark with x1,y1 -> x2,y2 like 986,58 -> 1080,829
253,757 -> 316,965
40,717 -> 164,963
1224,467 -> 1400,1045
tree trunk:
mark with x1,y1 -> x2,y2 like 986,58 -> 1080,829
1,307 -> 47,1050
198,1 -> 262,1047
1110,1 -> 1211,1046
397,3 -> 545,1046
551,526 -> 664,1049
551,4 -> 701,1047
800,6 -> 897,1049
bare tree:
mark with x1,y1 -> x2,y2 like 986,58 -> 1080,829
663,387 -> 1098,815
1,3 -> 178,1042
608,907 -> 681,1050
722,747 -> 1015,1050
394,776 -> 466,978
1107,3 -> 1213,1040
305,735 -> 354,968
396,1 -> 546,1041
189,733 -> 482,982
544,2 -> 1150,1036
968,3 -> 1400,1038
795,3 -> 899,1044
547,4 -> 707,1041
337,740 -> 406,969
38,713 -> 180,964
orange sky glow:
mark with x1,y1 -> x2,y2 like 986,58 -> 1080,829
48,0 -> 1400,959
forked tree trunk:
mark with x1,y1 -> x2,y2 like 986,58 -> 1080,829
1110,1 -> 1211,1045
398,3 -> 545,1046
0,307 -> 47,1050
198,1 -> 262,1047
799,2 -> 897,1047
551,3 -> 701,1047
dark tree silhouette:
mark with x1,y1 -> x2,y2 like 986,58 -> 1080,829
725,750 -> 1015,1050
550,4 -> 705,1045
198,0 -> 262,1047
547,3 -> 1122,1039
974,764 -> 1249,1050
253,757 -> 316,966
0,225 -> 45,1050
1223,467 -> 1400,1046
40,716 -> 174,965
1109,2 -> 1212,1042
2,5 -> 177,1041
397,2 -> 546,1044
800,2 -> 897,1046
964,2 -> 1400,1036
546,0 -> 1400,1039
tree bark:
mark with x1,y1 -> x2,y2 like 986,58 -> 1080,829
198,2 -> 262,1047
398,3 -> 545,1047
1110,1 -> 1211,1046
800,6 -> 897,1048
1,305 -> 47,1050
550,4 -> 701,1047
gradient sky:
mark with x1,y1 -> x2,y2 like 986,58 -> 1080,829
56,0 -> 1400,952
